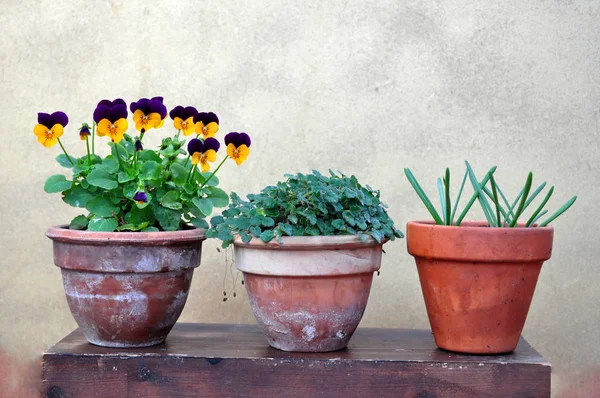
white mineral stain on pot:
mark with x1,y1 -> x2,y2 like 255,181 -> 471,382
302,325 -> 317,341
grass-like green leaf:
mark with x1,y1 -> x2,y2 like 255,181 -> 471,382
526,186 -> 554,227
450,168 -> 468,225
455,166 -> 497,226
494,184 -> 515,224
483,186 -> 508,224
465,162 -> 496,227
528,210 -> 548,227
404,168 -> 443,225
509,172 -> 533,227
490,175 -> 501,227
437,178 -> 447,225
539,196 -> 577,227
444,168 -> 451,226
522,182 -> 547,214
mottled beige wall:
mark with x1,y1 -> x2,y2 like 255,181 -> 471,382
0,0 -> 598,394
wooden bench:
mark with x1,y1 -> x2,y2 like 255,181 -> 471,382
42,323 -> 550,397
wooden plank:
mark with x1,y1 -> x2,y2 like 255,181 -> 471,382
43,323 -> 551,397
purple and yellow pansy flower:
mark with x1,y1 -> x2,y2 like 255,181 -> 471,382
169,106 -> 198,136
188,137 -> 220,172
93,98 -> 129,143
224,132 -> 251,165
194,112 -> 219,139
79,124 -> 91,141
33,111 -> 69,148
130,97 -> 168,132
133,191 -> 148,205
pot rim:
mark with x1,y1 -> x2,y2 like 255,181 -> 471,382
407,220 -> 553,231
233,234 -> 386,251
406,220 -> 554,262
46,224 -> 206,246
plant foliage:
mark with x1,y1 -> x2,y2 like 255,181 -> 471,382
37,99 -> 250,232
404,161 -> 576,227
207,170 -> 403,247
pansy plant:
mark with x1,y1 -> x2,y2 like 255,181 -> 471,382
35,97 -> 253,232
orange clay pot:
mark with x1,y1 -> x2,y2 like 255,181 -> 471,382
234,235 -> 384,352
46,226 -> 205,348
407,221 -> 553,354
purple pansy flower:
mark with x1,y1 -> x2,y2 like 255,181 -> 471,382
193,112 -> 219,138
133,191 -> 148,204
93,98 -> 129,143
224,132 -> 251,165
130,97 -> 168,132
33,111 -> 69,148
188,137 -> 220,172
169,105 -> 198,136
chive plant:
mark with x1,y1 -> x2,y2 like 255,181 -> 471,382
404,161 -> 576,227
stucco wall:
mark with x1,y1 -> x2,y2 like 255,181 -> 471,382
0,0 -> 598,394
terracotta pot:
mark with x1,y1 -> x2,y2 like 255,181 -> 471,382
234,235 -> 383,352
46,226 -> 205,348
406,221 -> 553,354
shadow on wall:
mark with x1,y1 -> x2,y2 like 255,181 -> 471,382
556,367 -> 600,398
0,350 -> 41,398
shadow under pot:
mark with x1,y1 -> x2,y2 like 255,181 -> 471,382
46,226 -> 206,348
234,235 -> 384,353
406,221 -> 553,355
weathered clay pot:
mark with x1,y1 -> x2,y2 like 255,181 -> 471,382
46,226 -> 205,348
406,221 -> 553,354
234,235 -> 383,352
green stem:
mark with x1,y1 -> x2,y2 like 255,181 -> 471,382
200,156 -> 229,188
186,163 -> 196,183
114,143 -> 123,169
85,135 -> 91,165
139,131 -> 145,143
184,154 -> 191,167
92,122 -> 96,155
57,138 -> 74,166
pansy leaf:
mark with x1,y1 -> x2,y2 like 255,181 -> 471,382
44,175 -> 72,193
85,195 -> 120,218
69,215 -> 89,230
206,187 -> 229,207
116,222 -> 149,232
101,156 -> 119,174
142,226 -> 160,232
192,197 -> 213,217
138,150 -> 161,163
87,217 -> 118,232
118,170 -> 136,183
153,203 -> 181,231
122,182 -> 137,199
56,154 -> 74,168
160,190 -> 182,210
171,164 -> 188,185
190,217 -> 209,229
126,205 -> 156,225
139,161 -> 161,181
62,186 -> 95,208
87,168 -> 118,190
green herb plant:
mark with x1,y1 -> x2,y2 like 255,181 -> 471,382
404,161 -> 576,227
207,170 -> 403,247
